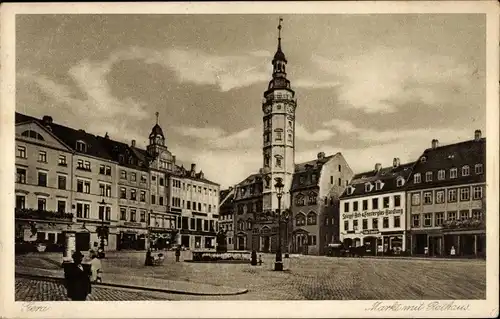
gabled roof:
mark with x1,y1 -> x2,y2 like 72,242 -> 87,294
405,138 -> 486,190
340,162 -> 415,199
234,173 -> 263,201
291,153 -> 338,191
15,118 -> 73,152
16,112 -> 149,170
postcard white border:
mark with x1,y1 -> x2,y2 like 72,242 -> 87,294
1,2 -> 499,318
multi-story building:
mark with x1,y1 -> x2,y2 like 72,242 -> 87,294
232,20 -> 353,255
339,158 -> 414,255
173,164 -> 220,249
14,112 -> 219,252
290,152 -> 353,255
219,188 -> 235,250
15,115 -> 75,246
234,174 -> 264,251
406,131 -> 486,258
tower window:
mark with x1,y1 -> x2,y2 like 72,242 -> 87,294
275,131 -> 282,141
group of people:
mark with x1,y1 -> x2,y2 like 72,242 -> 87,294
63,250 -> 102,301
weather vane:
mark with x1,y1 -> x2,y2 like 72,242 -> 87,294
278,17 -> 283,39
155,111 -> 159,125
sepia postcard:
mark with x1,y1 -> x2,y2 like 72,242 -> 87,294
0,1 -> 499,318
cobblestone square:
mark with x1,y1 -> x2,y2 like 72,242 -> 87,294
15,252 -> 486,300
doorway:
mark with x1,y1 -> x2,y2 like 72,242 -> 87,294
262,236 -> 270,252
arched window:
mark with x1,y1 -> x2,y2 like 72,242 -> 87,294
21,130 -> 44,141
246,219 -> 252,230
307,211 -> 317,225
308,192 -> 317,205
237,220 -> 245,231
296,213 -> 306,226
295,194 -> 305,206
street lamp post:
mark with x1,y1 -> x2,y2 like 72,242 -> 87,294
274,177 -> 285,271
98,199 -> 107,258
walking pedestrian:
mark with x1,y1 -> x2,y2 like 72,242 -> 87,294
88,250 -> 102,283
175,246 -> 181,262
63,251 -> 91,301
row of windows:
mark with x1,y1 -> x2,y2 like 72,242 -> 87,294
295,234 -> 318,246
296,212 -> 317,226
15,194 -> 67,213
344,195 -> 402,212
412,209 -> 483,228
239,185 -> 263,197
295,194 -> 317,206
119,207 -> 147,222
149,215 -> 176,229
17,146 -> 70,168
180,217 -> 217,232
220,223 -> 233,232
172,180 -> 218,196
330,176 -> 349,187
237,202 -> 263,214
413,164 -> 483,184
119,187 -> 148,202
121,170 -> 149,183
411,186 -> 483,206
344,215 -> 401,231
263,131 -> 293,144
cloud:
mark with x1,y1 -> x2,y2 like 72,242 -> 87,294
311,47 -> 476,113
295,123 -> 335,142
173,146 -> 262,189
173,126 -> 226,140
173,125 -> 259,150
323,118 -> 472,145
17,67 -> 149,143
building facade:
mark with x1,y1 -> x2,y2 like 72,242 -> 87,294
339,159 -> 414,255
290,152 -> 353,255
14,112 -> 219,252
406,131 -> 486,258
219,188 -> 235,250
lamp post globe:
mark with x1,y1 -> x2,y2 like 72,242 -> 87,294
274,177 -> 285,271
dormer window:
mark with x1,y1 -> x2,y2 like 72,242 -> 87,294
414,173 -> 421,184
462,165 -> 470,176
346,186 -> 355,195
365,183 -> 373,192
420,156 -> 427,163
475,164 -> 483,175
396,177 -> 405,187
375,181 -> 384,191
450,168 -> 458,179
438,170 -> 445,180
425,171 -> 433,182
76,140 -> 87,153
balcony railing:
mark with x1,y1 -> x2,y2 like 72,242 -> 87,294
442,217 -> 485,230
15,208 -> 73,221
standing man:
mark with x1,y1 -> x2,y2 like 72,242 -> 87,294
64,251 -> 92,301
175,246 -> 181,262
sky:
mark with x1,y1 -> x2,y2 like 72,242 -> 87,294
16,14 -> 486,188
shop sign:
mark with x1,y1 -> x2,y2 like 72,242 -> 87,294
362,229 -> 380,235
342,209 -> 403,220
124,222 -> 142,227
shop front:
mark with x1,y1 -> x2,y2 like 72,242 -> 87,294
380,231 -> 405,255
149,227 -> 177,250
117,225 -> 148,250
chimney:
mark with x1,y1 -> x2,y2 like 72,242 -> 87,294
258,168 -> 263,174
431,139 -> 439,149
375,163 -> 382,172
131,139 -> 136,147
104,132 -> 109,139
317,152 -> 325,160
191,163 -> 196,172
393,157 -> 400,168
474,129 -> 482,141
172,155 -> 176,163
42,115 -> 53,124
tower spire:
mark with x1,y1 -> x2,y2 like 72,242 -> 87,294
277,16 -> 283,49
155,112 -> 159,125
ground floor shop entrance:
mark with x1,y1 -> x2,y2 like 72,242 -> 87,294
411,231 -> 485,258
